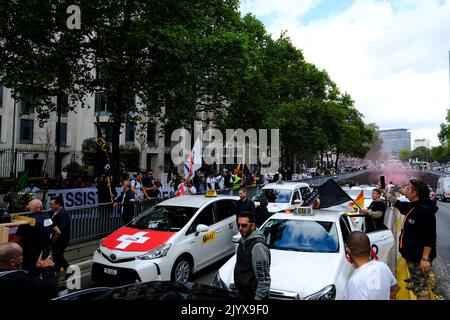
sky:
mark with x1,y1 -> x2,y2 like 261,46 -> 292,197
240,0 -> 450,147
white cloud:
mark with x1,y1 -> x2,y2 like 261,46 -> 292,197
241,0 -> 450,147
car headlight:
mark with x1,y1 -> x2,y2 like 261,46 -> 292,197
137,243 -> 171,260
212,271 -> 228,290
304,284 -> 336,300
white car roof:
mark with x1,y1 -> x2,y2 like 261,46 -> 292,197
262,181 -> 310,191
350,185 -> 376,190
268,209 -> 345,223
156,195 -> 239,208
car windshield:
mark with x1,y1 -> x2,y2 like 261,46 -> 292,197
129,206 -> 197,232
260,219 -> 339,253
254,189 -> 292,203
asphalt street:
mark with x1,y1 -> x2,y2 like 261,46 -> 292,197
434,201 -> 450,299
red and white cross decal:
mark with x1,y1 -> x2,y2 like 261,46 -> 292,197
115,231 -> 150,249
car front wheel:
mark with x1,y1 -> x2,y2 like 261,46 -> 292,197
171,256 -> 192,282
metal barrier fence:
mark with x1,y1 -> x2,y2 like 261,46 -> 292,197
67,198 -> 161,245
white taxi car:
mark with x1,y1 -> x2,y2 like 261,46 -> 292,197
253,181 -> 312,213
91,195 -> 239,285
213,205 -> 395,300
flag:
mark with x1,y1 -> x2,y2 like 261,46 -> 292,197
18,170 -> 29,190
95,123 -> 111,176
303,188 -> 319,207
184,137 -> 202,181
348,190 -> 364,210
175,183 -> 186,197
243,164 -> 253,186
316,179 -> 354,209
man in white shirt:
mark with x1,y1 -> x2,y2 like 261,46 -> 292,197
343,231 -> 400,300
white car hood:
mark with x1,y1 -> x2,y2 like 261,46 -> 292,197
267,203 -> 290,213
219,249 -> 343,299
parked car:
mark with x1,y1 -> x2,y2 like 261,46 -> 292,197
252,181 -> 312,213
436,177 -> 450,201
55,281 -> 242,300
213,206 -> 395,300
92,194 -> 239,285
429,187 -> 437,205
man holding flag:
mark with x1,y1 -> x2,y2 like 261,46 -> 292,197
95,122 -> 115,204
359,189 -> 387,232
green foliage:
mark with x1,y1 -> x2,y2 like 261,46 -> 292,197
398,150 -> 412,162
64,162 -> 83,175
411,146 -> 431,162
81,138 -> 97,167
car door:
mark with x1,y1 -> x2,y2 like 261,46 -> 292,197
346,214 -> 394,264
185,203 -> 217,270
213,199 -> 238,258
365,223 -> 394,264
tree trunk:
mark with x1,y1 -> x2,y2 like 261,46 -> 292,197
320,151 -> 324,170
335,150 -> 340,170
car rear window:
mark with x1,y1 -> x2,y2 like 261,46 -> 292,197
254,189 -> 292,203
129,206 -> 197,232
260,219 -> 339,253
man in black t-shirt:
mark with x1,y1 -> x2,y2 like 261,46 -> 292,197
14,199 -> 61,275
360,189 -> 387,233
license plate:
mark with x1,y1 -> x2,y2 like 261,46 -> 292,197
104,268 -> 117,275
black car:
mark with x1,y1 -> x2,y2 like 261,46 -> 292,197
54,281 -> 243,301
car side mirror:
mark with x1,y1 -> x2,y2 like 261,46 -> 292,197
195,224 -> 209,236
293,199 -> 303,205
232,234 -> 241,244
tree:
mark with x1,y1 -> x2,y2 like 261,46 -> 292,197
0,0 -> 90,178
398,150 -> 412,162
438,109 -> 450,147
411,146 -> 431,162
79,0 -> 248,183
431,146 -> 450,163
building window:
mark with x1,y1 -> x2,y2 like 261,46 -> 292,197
125,123 -> 135,144
56,122 -> 67,146
147,123 -> 156,146
20,119 -> 34,144
0,85 -> 4,108
95,93 -> 108,114
20,97 -> 34,114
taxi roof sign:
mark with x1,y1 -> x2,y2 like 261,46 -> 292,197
205,190 -> 218,197
292,206 -> 314,216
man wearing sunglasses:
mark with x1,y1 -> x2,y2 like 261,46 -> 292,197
387,178 -> 437,300
234,212 -> 271,300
